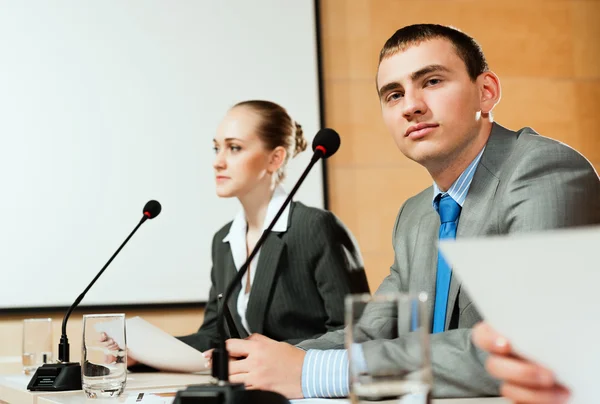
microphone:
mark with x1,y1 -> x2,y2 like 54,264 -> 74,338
174,128 -> 341,404
27,200 -> 162,391
311,128 -> 340,161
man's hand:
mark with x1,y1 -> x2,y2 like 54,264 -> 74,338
206,334 -> 306,399
472,322 -> 570,404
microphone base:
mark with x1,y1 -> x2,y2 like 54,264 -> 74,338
173,382 -> 290,404
27,362 -> 82,391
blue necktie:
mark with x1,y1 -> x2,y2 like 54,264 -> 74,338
432,194 -> 461,333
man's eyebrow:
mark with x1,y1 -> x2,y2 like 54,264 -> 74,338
378,82 -> 402,99
378,65 -> 451,99
410,64 -> 451,81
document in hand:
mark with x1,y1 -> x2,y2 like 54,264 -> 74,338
97,316 -> 208,373
439,225 -> 600,404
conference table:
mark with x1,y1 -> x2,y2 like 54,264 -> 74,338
0,359 -> 509,404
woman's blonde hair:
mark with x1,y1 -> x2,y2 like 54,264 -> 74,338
233,100 -> 307,183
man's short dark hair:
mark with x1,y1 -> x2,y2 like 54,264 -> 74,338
379,24 -> 488,81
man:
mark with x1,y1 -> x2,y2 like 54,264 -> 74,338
208,24 -> 600,399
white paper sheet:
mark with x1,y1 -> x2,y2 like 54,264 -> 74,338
97,316 -> 208,373
291,400 -> 348,403
439,225 -> 600,404
123,391 -> 176,404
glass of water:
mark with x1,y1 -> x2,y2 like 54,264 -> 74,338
82,313 -> 127,398
346,292 -> 432,404
22,318 -> 53,374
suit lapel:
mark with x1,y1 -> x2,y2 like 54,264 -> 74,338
410,208 -> 439,327
244,233 -> 285,334
444,123 -> 515,328
444,163 -> 499,327
221,246 -> 247,335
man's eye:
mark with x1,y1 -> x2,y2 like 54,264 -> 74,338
388,92 -> 403,102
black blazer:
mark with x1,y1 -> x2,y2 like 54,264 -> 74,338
178,201 -> 370,351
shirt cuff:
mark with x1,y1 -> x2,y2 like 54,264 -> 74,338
301,349 -> 350,398
349,343 -> 368,374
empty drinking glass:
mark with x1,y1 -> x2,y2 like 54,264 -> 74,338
346,292 -> 432,403
82,313 -> 127,398
22,318 -> 53,374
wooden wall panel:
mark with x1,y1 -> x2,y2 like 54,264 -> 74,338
572,1 -> 600,78
320,0 -> 600,288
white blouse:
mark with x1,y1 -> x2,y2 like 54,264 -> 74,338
221,185 -> 291,334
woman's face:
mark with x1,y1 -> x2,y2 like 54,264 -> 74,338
212,107 -> 276,198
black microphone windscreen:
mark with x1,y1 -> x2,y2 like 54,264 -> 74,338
143,200 -> 162,219
312,128 -> 341,158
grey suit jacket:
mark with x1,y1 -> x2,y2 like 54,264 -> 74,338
178,201 -> 370,352
298,123 -> 600,397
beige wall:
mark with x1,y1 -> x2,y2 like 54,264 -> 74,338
1,0 -> 598,366
0,308 -> 203,368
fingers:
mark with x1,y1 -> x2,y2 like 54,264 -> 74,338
500,382 -> 570,404
226,338 -> 256,357
229,358 -> 250,375
246,333 -> 269,342
486,355 -> 556,389
472,323 -> 569,404
100,332 -> 120,350
127,356 -> 139,367
202,348 -> 244,370
221,334 -> 272,357
106,340 -> 119,350
229,372 -> 249,386
472,322 -> 511,355
203,349 -> 213,361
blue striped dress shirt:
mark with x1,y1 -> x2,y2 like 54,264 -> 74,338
300,147 -> 485,398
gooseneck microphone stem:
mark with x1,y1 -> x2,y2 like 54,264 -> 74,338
214,150 -> 324,382
58,215 -> 150,363
28,201 -> 160,392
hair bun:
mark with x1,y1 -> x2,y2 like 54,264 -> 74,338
293,122 -> 307,157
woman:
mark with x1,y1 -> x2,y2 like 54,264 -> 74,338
174,100 -> 369,352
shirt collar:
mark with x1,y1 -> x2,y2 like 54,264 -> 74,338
432,146 -> 485,208
223,185 -> 291,243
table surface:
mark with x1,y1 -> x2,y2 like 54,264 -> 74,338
0,371 -> 210,404
0,359 -> 509,404
37,392 -> 510,404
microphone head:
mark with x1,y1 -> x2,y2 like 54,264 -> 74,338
312,128 -> 340,158
143,200 -> 162,219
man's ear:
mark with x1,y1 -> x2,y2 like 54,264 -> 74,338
478,71 -> 501,115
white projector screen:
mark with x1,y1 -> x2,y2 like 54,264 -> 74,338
0,1 -> 325,309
